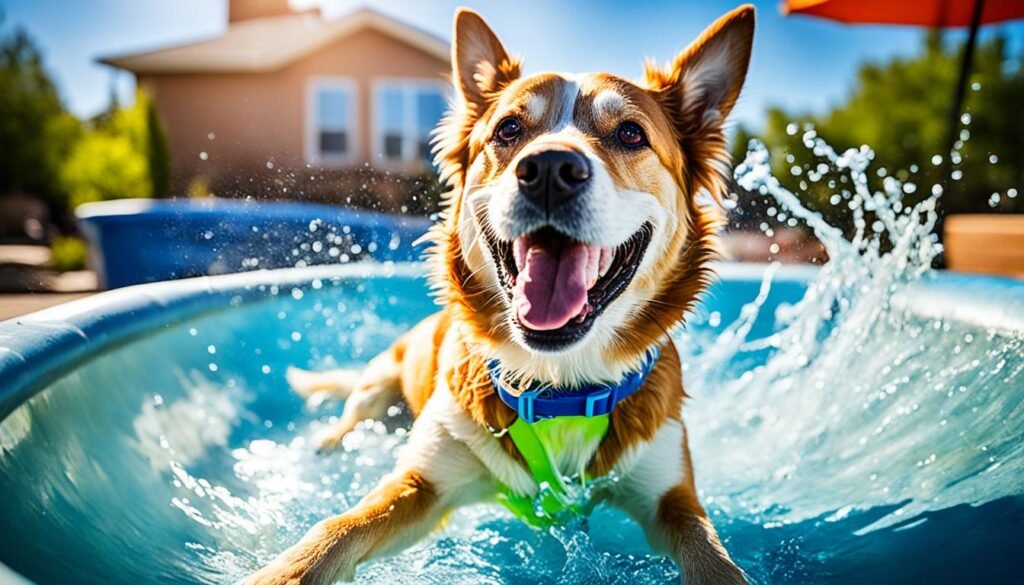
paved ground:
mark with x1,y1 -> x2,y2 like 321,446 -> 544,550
0,244 -> 98,320
0,293 -> 94,321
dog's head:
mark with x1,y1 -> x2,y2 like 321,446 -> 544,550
431,6 -> 754,384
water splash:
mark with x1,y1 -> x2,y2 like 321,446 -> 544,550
682,136 -> 1023,544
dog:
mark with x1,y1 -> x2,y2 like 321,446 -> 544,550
246,5 -> 754,584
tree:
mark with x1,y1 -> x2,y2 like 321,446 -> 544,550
0,18 -> 79,204
0,15 -> 170,212
733,31 -> 1024,236
146,95 -> 171,198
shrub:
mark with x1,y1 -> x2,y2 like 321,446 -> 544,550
61,90 -> 170,208
61,129 -> 151,208
49,235 -> 87,272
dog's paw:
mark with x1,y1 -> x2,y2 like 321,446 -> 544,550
286,367 -> 360,404
243,561 -> 349,585
241,565 -> 301,585
681,560 -> 747,585
243,521 -> 357,585
313,427 -> 347,455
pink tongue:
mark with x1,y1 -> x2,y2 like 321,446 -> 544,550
513,237 -> 594,331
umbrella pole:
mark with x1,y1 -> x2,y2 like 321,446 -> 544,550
936,0 -> 984,268
943,0 -> 985,178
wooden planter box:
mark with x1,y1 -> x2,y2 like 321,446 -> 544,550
945,214 -> 1024,278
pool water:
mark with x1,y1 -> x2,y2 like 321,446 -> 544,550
0,265 -> 1021,585
2,135 -> 1023,584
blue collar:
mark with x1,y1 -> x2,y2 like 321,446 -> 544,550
487,347 -> 661,424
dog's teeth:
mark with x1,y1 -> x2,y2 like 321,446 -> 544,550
598,247 -> 613,277
573,302 -> 593,323
586,246 -> 600,288
513,237 -> 528,272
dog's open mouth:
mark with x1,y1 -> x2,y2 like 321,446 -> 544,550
483,223 -> 653,350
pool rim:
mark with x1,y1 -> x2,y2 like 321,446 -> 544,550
3,262 -> 1021,424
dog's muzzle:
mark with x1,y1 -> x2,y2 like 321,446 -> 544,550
515,149 -> 591,217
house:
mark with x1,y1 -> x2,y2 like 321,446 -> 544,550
101,0 -> 451,211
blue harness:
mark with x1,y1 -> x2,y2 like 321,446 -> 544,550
487,346 -> 662,423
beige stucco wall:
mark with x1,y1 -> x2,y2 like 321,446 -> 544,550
138,28 -> 450,194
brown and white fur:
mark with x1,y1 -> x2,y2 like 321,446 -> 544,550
247,5 -> 754,584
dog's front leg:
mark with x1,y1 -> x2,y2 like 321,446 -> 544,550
244,469 -> 440,585
245,406 -> 488,585
610,420 -> 746,585
656,485 -> 746,585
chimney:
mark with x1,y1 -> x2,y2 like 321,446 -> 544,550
228,0 -> 319,23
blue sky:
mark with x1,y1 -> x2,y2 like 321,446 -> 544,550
3,0 -> 1023,130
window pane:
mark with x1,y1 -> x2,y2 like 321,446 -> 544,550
418,139 -> 433,163
317,88 -> 349,130
380,87 -> 404,132
384,134 -> 403,160
320,131 -> 347,155
416,89 -> 446,138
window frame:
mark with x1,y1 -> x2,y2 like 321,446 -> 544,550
370,78 -> 450,167
305,76 -> 358,167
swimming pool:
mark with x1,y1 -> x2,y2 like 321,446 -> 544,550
0,262 -> 1022,584
76,198 -> 431,289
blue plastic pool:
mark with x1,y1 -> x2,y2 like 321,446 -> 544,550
76,198 -> 432,289
0,263 -> 1021,584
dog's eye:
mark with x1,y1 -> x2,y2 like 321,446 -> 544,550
616,121 -> 647,148
494,117 -> 523,144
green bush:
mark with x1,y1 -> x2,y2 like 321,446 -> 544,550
61,129 -> 151,207
50,235 -> 87,272
61,90 -> 170,208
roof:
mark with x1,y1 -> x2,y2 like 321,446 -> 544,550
99,7 -> 450,74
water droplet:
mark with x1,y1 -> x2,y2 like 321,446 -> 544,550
708,311 -> 721,328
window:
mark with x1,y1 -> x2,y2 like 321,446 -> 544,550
373,80 -> 448,165
306,78 -> 356,165
380,87 -> 405,160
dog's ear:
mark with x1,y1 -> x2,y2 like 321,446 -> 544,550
452,8 -> 520,112
645,5 -> 754,137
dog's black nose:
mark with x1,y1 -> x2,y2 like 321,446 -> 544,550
515,150 -> 591,212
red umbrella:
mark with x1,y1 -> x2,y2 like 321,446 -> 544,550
783,0 -> 1024,176
784,0 -> 1024,27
